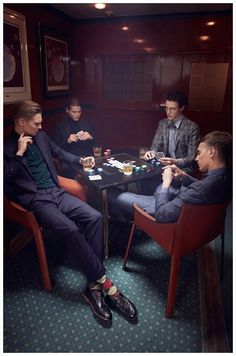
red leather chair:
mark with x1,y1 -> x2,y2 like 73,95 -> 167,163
4,176 -> 87,291
123,202 -> 228,317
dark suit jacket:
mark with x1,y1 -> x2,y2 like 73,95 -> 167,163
150,116 -> 200,173
4,130 -> 81,207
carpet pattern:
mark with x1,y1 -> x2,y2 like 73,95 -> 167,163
3,230 -> 227,352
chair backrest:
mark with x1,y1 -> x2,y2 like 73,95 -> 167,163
174,202 -> 228,255
4,195 -> 39,230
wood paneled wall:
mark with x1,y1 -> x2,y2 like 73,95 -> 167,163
4,5 -> 232,150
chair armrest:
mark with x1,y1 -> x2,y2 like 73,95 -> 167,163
4,195 -> 28,214
57,175 -> 87,202
133,203 -> 156,222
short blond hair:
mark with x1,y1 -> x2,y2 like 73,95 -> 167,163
11,100 -> 42,121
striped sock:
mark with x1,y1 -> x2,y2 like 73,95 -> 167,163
97,275 -> 120,298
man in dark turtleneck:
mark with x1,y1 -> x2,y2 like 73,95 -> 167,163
52,97 -> 96,178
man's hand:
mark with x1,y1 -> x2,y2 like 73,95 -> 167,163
159,157 -> 177,166
77,131 -> 92,141
161,166 -> 174,188
16,133 -> 33,156
79,156 -> 95,168
143,150 -> 155,160
68,134 -> 79,143
162,164 -> 186,178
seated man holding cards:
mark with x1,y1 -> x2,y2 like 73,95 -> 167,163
52,96 -> 96,178
4,100 -> 137,324
108,131 -> 232,223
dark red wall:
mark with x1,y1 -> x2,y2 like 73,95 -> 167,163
71,13 -> 232,148
4,5 -> 232,150
4,4 -> 74,137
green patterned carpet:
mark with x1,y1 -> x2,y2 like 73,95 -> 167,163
4,229 -> 205,352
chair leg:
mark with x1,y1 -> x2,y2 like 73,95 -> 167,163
123,223 -> 136,270
220,233 -> 225,280
165,254 -> 181,318
33,228 -> 52,291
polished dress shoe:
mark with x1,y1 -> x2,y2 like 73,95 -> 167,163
84,286 -> 112,322
106,292 -> 137,321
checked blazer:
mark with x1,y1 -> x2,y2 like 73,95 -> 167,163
150,115 -> 200,171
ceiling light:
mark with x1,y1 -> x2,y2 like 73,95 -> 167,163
144,47 -> 155,52
134,38 -> 145,44
121,26 -> 129,31
94,3 -> 106,10
206,21 -> 216,26
200,35 -> 210,41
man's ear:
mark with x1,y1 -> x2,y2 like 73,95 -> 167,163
19,118 -> 24,126
209,146 -> 217,158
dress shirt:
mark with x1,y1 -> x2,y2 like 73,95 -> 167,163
167,116 -> 182,158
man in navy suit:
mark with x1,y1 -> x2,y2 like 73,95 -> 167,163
4,100 -> 137,324
108,131 -> 232,223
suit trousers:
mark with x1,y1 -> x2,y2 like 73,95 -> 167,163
29,186 -> 105,283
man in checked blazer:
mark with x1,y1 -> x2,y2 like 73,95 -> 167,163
144,91 -> 200,175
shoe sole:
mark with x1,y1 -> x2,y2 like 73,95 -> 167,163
83,294 -> 112,322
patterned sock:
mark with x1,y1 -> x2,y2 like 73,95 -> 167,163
97,275 -> 120,298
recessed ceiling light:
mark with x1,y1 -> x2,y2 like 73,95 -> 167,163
200,35 -> 210,41
134,38 -> 145,44
94,3 -> 106,10
206,21 -> 216,26
121,26 -> 129,31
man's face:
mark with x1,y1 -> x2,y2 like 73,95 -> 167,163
22,113 -> 42,136
66,105 -> 82,121
195,142 -> 211,172
165,100 -> 184,121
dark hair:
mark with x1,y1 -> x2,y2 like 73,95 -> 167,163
11,100 -> 42,121
166,91 -> 188,108
66,97 -> 81,109
202,131 -> 232,164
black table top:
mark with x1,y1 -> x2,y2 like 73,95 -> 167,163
77,152 -> 162,190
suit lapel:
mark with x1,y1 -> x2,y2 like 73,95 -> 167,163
163,120 -> 170,153
175,116 -> 186,147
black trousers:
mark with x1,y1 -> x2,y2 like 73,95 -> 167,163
29,187 -> 105,283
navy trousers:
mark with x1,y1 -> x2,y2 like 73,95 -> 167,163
29,186 -> 105,283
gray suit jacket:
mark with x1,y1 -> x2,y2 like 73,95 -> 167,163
150,116 -> 200,172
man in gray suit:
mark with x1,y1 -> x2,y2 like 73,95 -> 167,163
140,91 -> 200,194
145,90 -> 200,174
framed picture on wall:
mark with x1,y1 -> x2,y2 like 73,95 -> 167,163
39,24 -> 70,97
4,7 -> 32,104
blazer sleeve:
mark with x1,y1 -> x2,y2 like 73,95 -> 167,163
176,122 -> 200,168
154,181 -> 207,223
150,120 -> 165,152
45,132 -> 82,166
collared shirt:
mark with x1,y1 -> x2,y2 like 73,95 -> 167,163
168,115 -> 183,158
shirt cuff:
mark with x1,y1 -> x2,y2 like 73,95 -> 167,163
159,187 -> 169,193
